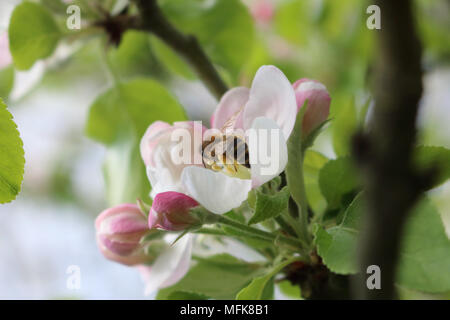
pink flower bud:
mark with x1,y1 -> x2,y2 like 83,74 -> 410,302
95,203 -> 151,266
293,78 -> 331,137
149,192 -> 199,231
250,0 -> 275,25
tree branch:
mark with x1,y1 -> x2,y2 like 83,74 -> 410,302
131,0 -> 228,100
351,0 -> 428,299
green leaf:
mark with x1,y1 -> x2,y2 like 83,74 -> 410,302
274,0 -> 311,46
0,98 -> 25,203
236,258 -> 296,300
315,193 -> 450,293
9,2 -> 61,70
285,104 -> 307,211
331,96 -> 358,156
303,150 -> 328,214
413,146 -> 450,189
396,198 -> 450,293
86,78 -> 186,145
261,278 -> 275,300
318,157 -> 359,209
220,210 -> 273,249
157,254 -> 263,300
86,79 -> 186,204
108,31 -> 157,80
160,0 -> 254,80
0,66 -> 14,99
314,192 -> 363,274
150,36 -> 195,79
278,280 -> 302,299
103,138 -> 151,205
302,119 -> 330,151
248,186 -> 290,225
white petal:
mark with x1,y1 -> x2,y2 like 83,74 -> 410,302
147,165 -> 185,199
181,166 -> 252,214
248,117 -> 288,188
143,234 -> 193,295
243,65 -> 297,138
211,87 -> 249,129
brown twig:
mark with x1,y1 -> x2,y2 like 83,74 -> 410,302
351,0 -> 430,299
130,0 -> 228,100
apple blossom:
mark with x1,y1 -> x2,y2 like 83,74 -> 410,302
138,234 -> 193,295
249,0 -> 275,25
293,78 -> 331,138
149,191 -> 200,231
95,203 -> 152,266
140,121 -> 205,198
141,65 -> 296,215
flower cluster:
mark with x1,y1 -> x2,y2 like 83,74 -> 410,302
95,65 -> 330,294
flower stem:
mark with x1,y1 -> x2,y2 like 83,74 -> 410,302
131,0 -> 228,99
215,214 -> 306,250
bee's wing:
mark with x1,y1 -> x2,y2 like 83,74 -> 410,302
220,106 -> 245,134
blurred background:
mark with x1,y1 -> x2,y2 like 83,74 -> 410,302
0,0 -> 449,299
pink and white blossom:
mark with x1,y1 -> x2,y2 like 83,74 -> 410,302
149,191 -> 199,231
95,203 -> 151,266
142,65 -> 296,214
140,121 -> 205,198
293,78 -> 331,137
138,234 -> 193,295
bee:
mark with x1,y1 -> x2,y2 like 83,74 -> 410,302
202,113 -> 251,179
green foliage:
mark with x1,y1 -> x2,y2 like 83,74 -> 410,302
278,280 -> 302,299
86,78 -> 186,145
160,0 -> 255,81
303,150 -> 328,214
274,0 -> 311,46
318,157 -> 359,209
86,79 -> 186,204
413,146 -> 450,189
102,139 -> 150,205
314,193 -> 363,274
8,2 -> 61,70
315,193 -> 450,293
0,99 -> 25,204
0,66 -> 14,99
331,97 -> 358,156
157,254 -> 264,299
330,95 -> 370,157
236,258 -> 296,300
396,198 -> 450,293
219,209 -> 274,249
248,187 -> 290,225
415,0 -> 450,63
150,36 -> 195,80
285,105 -> 307,212
108,31 -> 157,80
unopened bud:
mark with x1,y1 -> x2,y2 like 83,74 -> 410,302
95,203 -> 152,266
149,192 -> 200,231
293,78 -> 331,137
